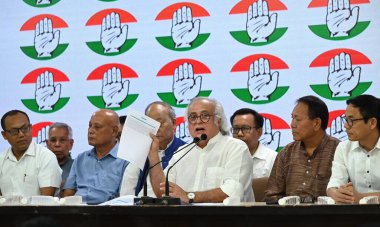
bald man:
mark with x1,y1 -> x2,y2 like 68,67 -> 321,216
63,109 -> 137,204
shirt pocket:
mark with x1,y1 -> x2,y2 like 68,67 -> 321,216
204,167 -> 224,190
24,174 -> 38,191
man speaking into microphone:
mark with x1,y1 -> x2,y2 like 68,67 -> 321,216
149,97 -> 254,203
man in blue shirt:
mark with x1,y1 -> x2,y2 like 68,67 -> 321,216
63,109 -> 131,204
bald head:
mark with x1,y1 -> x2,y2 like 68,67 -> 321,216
88,109 -> 119,149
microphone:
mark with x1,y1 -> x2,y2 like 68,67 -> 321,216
142,136 -> 201,197
136,135 -> 204,205
160,134 -> 207,205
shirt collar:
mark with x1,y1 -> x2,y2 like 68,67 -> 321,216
252,143 -> 266,160
90,142 -> 119,159
200,132 -> 222,149
7,141 -> 35,161
350,137 -> 380,153
159,138 -> 174,153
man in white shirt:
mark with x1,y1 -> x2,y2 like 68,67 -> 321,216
0,110 -> 61,196
148,97 -> 254,203
327,95 -> 380,203
230,108 -> 277,179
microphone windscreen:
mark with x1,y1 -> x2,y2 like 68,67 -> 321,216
193,137 -> 201,143
200,134 -> 207,140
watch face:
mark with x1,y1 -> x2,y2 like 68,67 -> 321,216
188,192 -> 195,199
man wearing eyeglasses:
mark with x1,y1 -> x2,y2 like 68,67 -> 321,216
230,108 -> 277,179
265,96 -> 340,203
0,110 -> 61,196
327,95 -> 380,203
148,97 -> 254,203
46,122 -> 74,196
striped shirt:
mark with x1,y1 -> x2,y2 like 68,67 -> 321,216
265,134 -> 339,203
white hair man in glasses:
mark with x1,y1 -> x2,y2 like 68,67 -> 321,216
327,95 -> 380,203
230,108 -> 277,179
0,110 -> 61,196
148,97 -> 254,203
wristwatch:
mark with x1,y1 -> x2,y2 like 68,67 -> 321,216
187,192 -> 195,203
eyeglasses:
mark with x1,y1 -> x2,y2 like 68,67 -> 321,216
188,113 -> 213,124
4,124 -> 31,136
231,126 -> 255,134
343,116 -> 370,127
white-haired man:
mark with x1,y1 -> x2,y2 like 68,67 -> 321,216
148,97 -> 254,203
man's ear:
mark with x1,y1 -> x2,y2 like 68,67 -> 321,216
257,127 -> 263,137
1,131 -> 7,140
314,118 -> 322,130
369,117 -> 378,130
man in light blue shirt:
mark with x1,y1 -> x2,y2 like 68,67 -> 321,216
63,109 -> 131,205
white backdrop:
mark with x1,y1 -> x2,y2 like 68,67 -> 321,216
0,0 -> 379,157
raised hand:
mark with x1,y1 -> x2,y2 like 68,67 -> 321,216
246,0 -> 277,43
37,126 -> 49,147
101,12 -> 128,53
330,114 -> 347,141
172,62 -> 202,105
175,121 -> 192,143
326,0 -> 359,37
171,6 -> 201,48
102,67 -> 129,108
259,117 -> 280,151
34,18 -> 60,58
36,0 -> 51,5
35,71 -> 61,111
248,58 -> 279,101
328,52 -> 360,97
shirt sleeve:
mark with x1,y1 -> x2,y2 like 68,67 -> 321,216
119,162 -> 141,196
37,148 -> 62,188
265,148 -> 287,202
326,141 -> 349,189
63,158 -> 78,190
219,142 -> 253,202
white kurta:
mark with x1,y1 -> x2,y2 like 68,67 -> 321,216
166,133 -> 254,202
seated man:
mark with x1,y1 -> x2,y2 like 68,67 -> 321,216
133,101 -> 186,196
0,110 -> 61,196
47,122 -> 75,196
327,95 -> 380,203
230,108 -> 277,179
63,109 -> 138,204
265,96 -> 340,203
149,97 -> 254,203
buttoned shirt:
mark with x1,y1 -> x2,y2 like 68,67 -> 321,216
64,144 -> 129,205
0,142 -> 62,196
167,133 -> 254,202
252,143 -> 277,179
61,155 -> 74,183
265,134 -> 339,202
327,138 -> 380,192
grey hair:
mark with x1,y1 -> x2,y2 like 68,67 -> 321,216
186,97 -> 230,136
48,122 -> 73,140
145,101 -> 176,121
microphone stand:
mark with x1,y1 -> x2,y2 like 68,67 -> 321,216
135,137 -> 201,205
157,134 -> 206,205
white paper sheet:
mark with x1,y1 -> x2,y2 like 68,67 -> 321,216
117,109 -> 160,170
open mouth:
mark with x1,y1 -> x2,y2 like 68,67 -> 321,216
195,127 -> 205,132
